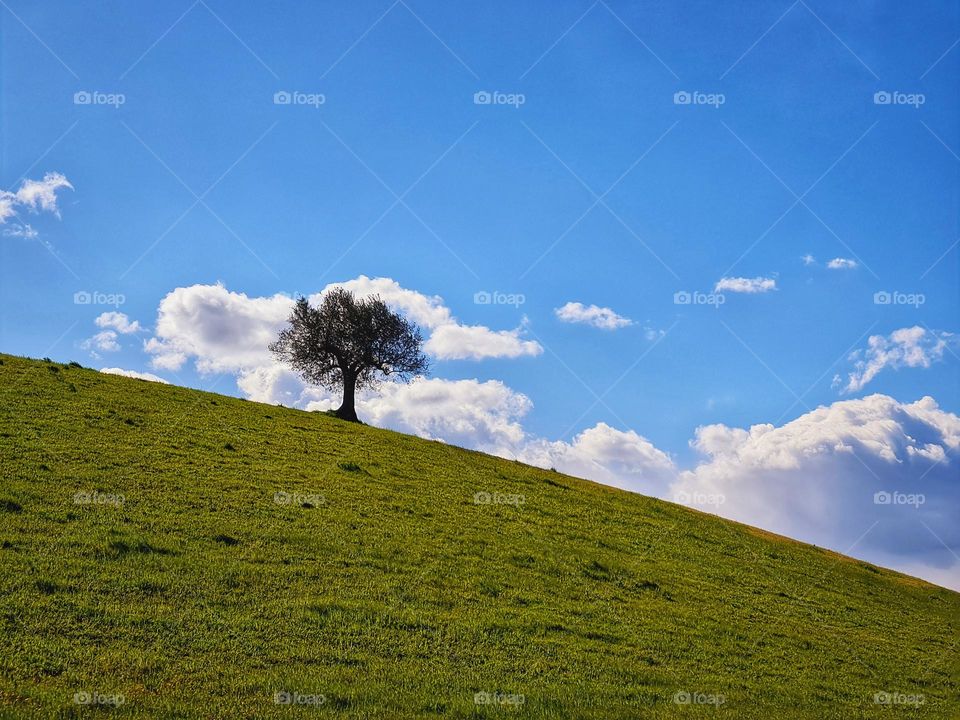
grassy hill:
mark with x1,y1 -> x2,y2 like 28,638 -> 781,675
0,353 -> 957,719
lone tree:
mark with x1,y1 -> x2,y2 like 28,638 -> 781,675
270,289 -> 428,422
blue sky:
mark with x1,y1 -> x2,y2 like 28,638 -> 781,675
2,1 -> 959,586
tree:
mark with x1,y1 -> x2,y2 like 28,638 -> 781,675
270,289 -> 428,422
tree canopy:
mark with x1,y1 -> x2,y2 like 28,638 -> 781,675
270,289 -> 428,422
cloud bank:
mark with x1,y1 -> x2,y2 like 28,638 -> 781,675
145,277 -> 541,370
672,394 -> 959,587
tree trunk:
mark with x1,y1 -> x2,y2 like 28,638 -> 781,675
335,371 -> 359,422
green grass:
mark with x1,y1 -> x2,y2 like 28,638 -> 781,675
0,353 -> 957,719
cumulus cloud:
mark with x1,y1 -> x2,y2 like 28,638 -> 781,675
827,257 -> 857,270
81,312 -> 145,359
671,394 -> 960,588
100,367 -> 169,383
357,377 -> 532,452
837,326 -> 952,393
0,172 -> 73,224
81,331 -> 120,354
519,423 -> 675,494
145,284 -> 294,372
714,276 -> 776,293
555,302 -> 633,330
145,278 -> 541,371
95,312 -> 141,334
424,323 -> 542,359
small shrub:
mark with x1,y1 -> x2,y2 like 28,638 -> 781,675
108,540 -> 172,556
35,580 -> 59,595
0,499 -> 23,513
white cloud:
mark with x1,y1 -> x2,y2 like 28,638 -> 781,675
2,223 -> 38,239
424,323 -> 542,360
519,423 -> 676,495
81,331 -> 120,353
95,312 -> 141,334
671,394 -> 960,589
554,302 -> 633,330
100,367 -> 169,384
802,254 -> 816,266
827,257 -> 857,270
146,277 -> 542,371
837,326 -> 951,393
81,312 -> 145,359
146,284 -> 294,372
0,172 -> 73,224
356,377 -> 532,452
714,276 -> 776,293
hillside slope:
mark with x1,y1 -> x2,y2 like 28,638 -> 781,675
0,354 -> 957,719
